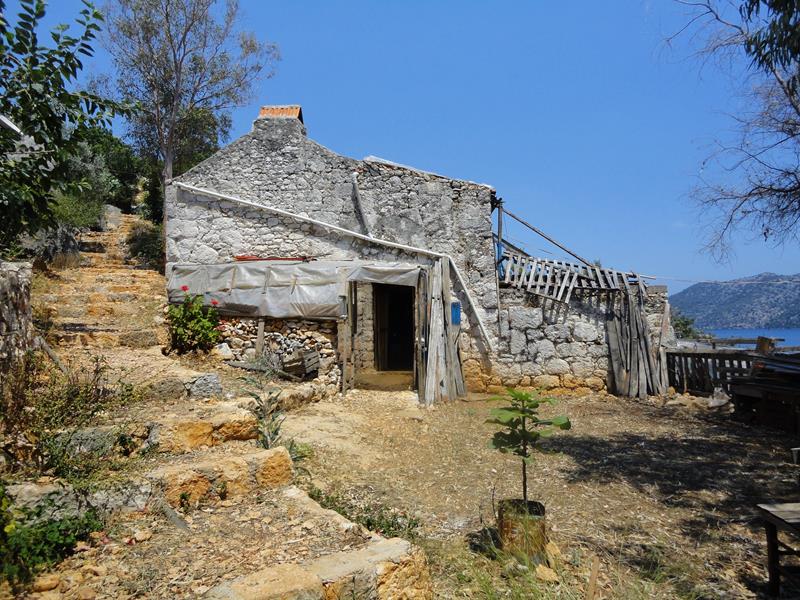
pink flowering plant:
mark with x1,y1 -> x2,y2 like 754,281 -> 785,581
165,286 -> 221,354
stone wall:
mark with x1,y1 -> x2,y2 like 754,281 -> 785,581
352,283 -> 375,373
217,318 -> 340,393
166,115 -> 498,370
464,285 -> 672,393
0,262 -> 34,365
165,112 -> 671,395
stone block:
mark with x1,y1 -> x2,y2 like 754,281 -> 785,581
205,564 -> 323,599
545,358 -> 570,376
187,373 -> 223,398
555,342 -> 586,359
573,321 -> 598,342
508,306 -> 543,330
509,330 -> 528,355
155,420 -> 214,453
585,376 -> 606,391
570,359 -> 595,379
148,447 -> 293,508
535,339 -> 556,360
533,375 -> 559,389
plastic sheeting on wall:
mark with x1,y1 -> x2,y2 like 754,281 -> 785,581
166,260 -> 425,320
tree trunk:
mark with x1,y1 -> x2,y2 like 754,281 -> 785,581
160,146 -> 174,226
521,416 -> 528,505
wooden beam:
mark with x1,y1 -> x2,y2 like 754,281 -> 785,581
502,207 -> 593,266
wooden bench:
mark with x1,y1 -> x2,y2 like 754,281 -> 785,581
757,503 -> 800,596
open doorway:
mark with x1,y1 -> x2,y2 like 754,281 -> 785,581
373,283 -> 414,371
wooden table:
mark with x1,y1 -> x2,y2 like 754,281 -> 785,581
757,503 -> 800,596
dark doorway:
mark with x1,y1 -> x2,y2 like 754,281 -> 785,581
373,284 -> 414,371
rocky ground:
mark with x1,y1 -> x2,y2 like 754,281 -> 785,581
13,213 -> 798,599
283,389 -> 799,598
12,215 -> 432,599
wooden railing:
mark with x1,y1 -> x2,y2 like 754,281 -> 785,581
666,350 -> 754,396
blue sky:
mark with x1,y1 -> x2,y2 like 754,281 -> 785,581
9,0 -> 800,291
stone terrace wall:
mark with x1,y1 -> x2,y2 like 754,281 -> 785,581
0,262 -> 34,365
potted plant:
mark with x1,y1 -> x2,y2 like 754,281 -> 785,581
487,388 -> 571,558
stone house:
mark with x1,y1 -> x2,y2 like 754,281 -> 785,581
165,106 -> 669,400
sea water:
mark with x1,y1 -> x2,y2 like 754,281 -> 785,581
708,327 -> 800,348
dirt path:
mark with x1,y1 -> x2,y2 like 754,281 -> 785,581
284,390 -> 796,598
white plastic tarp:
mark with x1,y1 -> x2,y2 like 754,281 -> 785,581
166,260 -> 424,320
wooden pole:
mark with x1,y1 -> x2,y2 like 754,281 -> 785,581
502,207 -> 593,267
255,318 -> 265,357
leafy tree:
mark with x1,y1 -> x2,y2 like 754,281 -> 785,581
487,389 -> 570,506
104,0 -> 279,209
0,0 -> 124,248
675,1 -> 800,256
135,107 -> 231,222
671,307 -> 706,339
741,0 -> 800,92
81,126 -> 141,211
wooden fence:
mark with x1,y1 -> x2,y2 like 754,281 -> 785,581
666,350 -> 754,396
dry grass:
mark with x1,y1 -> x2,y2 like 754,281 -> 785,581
283,390 -> 799,598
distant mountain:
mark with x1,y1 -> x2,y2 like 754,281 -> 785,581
670,272 -> 800,329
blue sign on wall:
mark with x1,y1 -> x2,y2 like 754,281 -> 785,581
451,301 -> 462,325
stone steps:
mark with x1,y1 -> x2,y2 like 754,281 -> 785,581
146,446 -> 294,508
53,328 -> 161,349
206,528 -> 431,600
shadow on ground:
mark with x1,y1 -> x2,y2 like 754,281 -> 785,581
547,416 -> 799,597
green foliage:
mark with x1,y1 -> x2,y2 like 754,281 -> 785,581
165,293 -> 221,354
670,308 -> 706,340
52,192 -> 104,230
244,383 -> 285,450
125,221 -> 164,272
308,486 -> 420,539
0,0 -> 127,248
140,161 -> 164,223
80,127 -> 141,212
487,388 -> 570,504
0,483 -> 103,589
0,352 -> 135,476
741,1 -> 800,92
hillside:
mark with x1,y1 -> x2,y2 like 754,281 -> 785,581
670,272 -> 800,329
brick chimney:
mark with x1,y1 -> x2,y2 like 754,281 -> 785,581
257,105 -> 303,123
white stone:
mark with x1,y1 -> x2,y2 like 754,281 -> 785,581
573,321 -> 598,342
545,358 -> 570,375
212,343 -> 234,360
535,339 -> 556,359
508,306 -> 543,330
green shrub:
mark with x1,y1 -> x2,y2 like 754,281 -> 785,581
51,192 -> 104,229
125,221 -> 165,272
165,292 -> 221,354
0,353 -> 136,477
0,483 -> 102,589
487,388 -> 570,505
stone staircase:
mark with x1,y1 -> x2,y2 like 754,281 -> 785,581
37,215 -> 165,350
23,213 -> 432,599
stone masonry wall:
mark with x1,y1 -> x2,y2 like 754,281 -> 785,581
0,262 -> 34,366
217,318 -> 341,394
166,116 -> 498,373
352,283 -> 375,373
165,114 -> 671,394
464,286 -> 673,394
